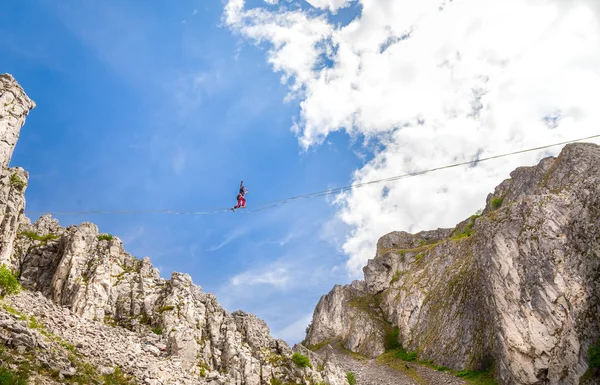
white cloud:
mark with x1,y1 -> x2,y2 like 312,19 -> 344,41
224,0 -> 600,274
305,0 -> 354,13
231,267 -> 290,288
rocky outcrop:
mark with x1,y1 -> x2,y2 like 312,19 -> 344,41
6,210 -> 348,385
0,167 -> 28,267
0,74 -> 33,269
306,143 -> 600,385
0,74 -> 349,385
0,74 -> 35,168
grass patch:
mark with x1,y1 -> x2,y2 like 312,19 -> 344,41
0,303 -> 26,320
390,270 -> 402,284
347,293 -> 380,314
346,372 -> 356,385
267,353 -> 285,365
9,174 -> 27,191
18,231 -> 60,244
307,339 -> 331,352
391,347 -> 417,362
490,197 -> 503,211
151,327 -> 163,335
0,366 -> 28,385
97,234 -> 114,241
60,341 -> 76,353
377,351 -> 425,384
0,264 -> 21,296
581,342 -> 600,383
456,370 -> 496,385
103,366 -> 135,385
589,343 -> 600,368
451,211 -> 482,241
291,352 -> 311,368
27,315 -> 45,331
158,305 -> 175,313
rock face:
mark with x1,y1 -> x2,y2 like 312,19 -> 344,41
11,217 -> 349,384
0,74 -> 35,168
0,74 -> 32,269
306,143 -> 600,385
0,74 -> 350,385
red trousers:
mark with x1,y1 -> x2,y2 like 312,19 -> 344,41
235,196 -> 246,209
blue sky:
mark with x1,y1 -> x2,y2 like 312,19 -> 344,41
4,0 -> 600,343
1,0 -> 365,342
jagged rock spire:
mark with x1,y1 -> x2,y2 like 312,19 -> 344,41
0,73 -> 35,168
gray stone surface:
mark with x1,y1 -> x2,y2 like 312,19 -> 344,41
306,143 -> 600,385
0,74 -> 35,168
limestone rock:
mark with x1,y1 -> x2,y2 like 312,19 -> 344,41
0,74 -> 35,168
0,167 -> 28,268
306,143 -> 600,385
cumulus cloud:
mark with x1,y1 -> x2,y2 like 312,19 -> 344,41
305,0 -> 355,12
224,0 -> 600,274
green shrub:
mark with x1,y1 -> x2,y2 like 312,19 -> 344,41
19,231 -> 60,243
9,174 -> 27,191
151,327 -> 163,335
490,197 -> 503,210
390,270 -> 402,284
291,352 -> 312,368
270,378 -> 283,385
384,327 -> 401,351
392,347 -> 417,362
589,343 -> 600,368
0,366 -> 28,385
103,366 -> 135,385
158,305 -> 175,313
0,264 -> 21,296
346,372 -> 357,385
98,234 -> 114,241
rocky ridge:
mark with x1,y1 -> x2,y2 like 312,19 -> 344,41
305,143 -> 600,385
0,73 -> 349,385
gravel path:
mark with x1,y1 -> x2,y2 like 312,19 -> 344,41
321,347 -> 466,385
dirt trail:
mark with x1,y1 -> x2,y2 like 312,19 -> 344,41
322,347 -> 466,385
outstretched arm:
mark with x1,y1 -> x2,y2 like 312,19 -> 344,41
240,180 -> 244,188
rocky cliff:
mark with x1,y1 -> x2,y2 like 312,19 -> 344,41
0,74 -> 349,385
306,143 -> 600,385
0,74 -> 34,269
